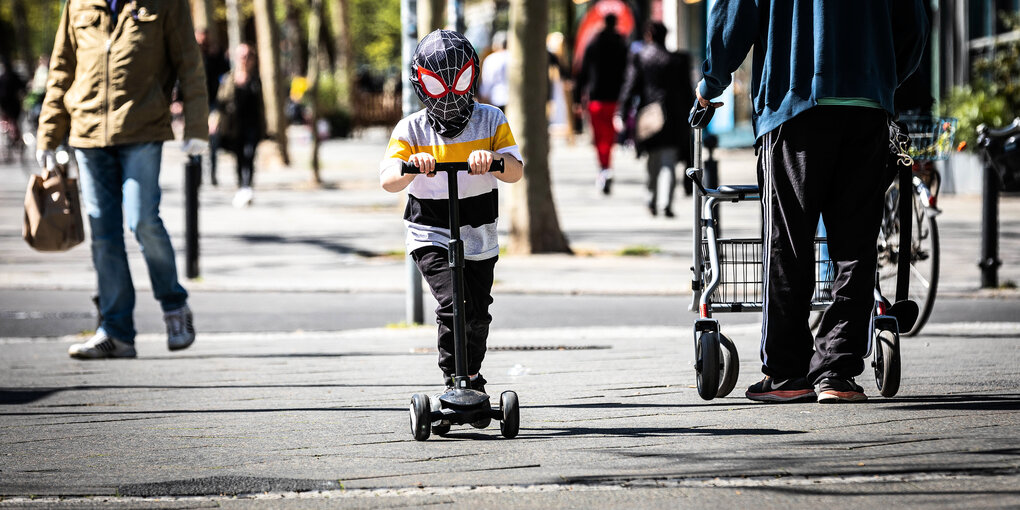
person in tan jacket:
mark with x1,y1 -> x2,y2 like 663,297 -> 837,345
36,0 -> 209,359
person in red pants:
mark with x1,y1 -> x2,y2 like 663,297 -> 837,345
574,14 -> 628,194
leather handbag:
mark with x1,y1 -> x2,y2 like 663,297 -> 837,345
635,101 -> 665,143
23,164 -> 85,252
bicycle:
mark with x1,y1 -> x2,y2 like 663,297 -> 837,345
875,115 -> 956,337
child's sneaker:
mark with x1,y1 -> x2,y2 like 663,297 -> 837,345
745,376 -> 816,403
817,377 -> 868,403
164,305 -> 196,351
68,332 -> 136,359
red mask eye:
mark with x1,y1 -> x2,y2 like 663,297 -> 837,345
417,66 -> 449,98
451,61 -> 474,95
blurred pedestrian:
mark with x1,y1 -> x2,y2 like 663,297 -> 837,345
573,13 -> 628,194
197,28 -> 230,186
615,21 -> 694,218
214,43 -> 265,208
697,0 -> 927,402
479,31 -> 509,112
0,56 -> 27,150
36,0 -> 208,359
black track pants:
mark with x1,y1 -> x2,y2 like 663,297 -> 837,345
412,247 -> 496,378
757,106 -> 889,384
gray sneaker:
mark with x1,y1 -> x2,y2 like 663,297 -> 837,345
164,305 -> 196,351
68,332 -> 136,359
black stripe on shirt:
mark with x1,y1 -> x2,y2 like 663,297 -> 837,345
405,189 -> 499,229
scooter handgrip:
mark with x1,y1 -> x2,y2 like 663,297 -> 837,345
400,159 -> 505,175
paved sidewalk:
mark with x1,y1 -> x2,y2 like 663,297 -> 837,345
2,127 -> 1018,297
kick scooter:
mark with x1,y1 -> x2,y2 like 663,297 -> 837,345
401,159 -> 520,441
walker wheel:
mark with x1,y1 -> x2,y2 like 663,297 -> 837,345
696,331 -> 721,400
874,329 -> 901,397
499,391 -> 520,439
717,333 -> 739,398
409,393 -> 431,441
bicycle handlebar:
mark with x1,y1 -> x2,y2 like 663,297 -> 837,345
978,118 -> 1020,143
400,159 -> 505,175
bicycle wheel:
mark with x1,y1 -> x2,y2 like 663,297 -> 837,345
877,185 -> 939,336
904,191 -> 939,336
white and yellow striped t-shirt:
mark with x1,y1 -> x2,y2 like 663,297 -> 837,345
382,103 -> 523,261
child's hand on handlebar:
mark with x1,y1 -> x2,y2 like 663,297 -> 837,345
467,150 -> 495,175
408,152 -> 437,177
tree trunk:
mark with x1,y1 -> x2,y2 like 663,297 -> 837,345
418,0 -> 446,34
190,0 -> 215,45
225,0 -> 242,76
506,0 -> 571,254
328,0 -> 354,108
307,0 -> 323,184
252,0 -> 291,166
11,0 -> 31,64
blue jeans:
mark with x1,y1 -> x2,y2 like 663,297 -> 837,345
76,142 -> 188,344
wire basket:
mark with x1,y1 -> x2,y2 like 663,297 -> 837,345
702,238 -> 834,310
900,115 -> 958,161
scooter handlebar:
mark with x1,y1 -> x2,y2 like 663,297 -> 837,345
400,159 -> 505,175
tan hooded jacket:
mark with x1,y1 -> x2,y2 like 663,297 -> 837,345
37,0 -> 208,150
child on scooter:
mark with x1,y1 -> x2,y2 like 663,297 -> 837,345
379,29 -> 524,394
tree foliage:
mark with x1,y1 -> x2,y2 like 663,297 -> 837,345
0,0 -> 62,63
943,12 -> 1020,149
350,0 -> 400,74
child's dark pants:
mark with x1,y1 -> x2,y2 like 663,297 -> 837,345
412,246 -> 497,377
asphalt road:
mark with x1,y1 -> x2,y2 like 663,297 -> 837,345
1,288 -> 1017,339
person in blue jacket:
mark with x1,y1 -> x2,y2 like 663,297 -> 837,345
696,0 -> 928,403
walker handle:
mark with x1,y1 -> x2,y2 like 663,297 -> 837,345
400,159 -> 505,175
689,101 -> 716,129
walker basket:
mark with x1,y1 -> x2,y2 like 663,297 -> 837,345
702,238 -> 834,312
901,116 -> 958,161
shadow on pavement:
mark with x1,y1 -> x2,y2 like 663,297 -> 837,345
880,393 -> 1020,411
0,406 -> 404,416
0,383 -> 431,405
237,233 -> 377,257
520,426 -> 805,439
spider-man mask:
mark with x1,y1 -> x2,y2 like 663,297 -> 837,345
410,30 -> 479,138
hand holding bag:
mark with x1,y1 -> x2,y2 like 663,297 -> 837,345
23,163 -> 85,252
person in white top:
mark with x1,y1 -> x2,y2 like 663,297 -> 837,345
478,31 -> 509,111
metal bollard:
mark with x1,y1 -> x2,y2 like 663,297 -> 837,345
184,155 -> 201,279
980,161 -> 1001,288
401,0 -> 424,324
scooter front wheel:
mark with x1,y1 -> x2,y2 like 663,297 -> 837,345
499,391 -> 520,439
410,393 -> 432,441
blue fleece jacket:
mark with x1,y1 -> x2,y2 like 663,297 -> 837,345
698,0 -> 929,140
